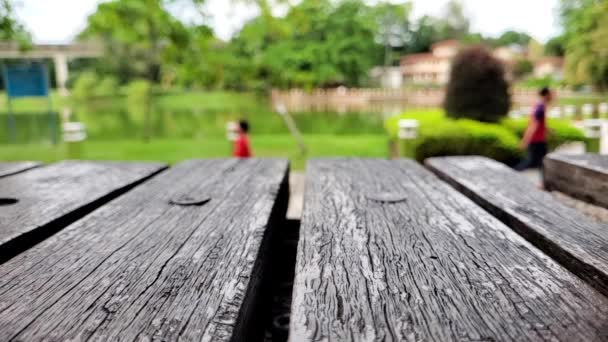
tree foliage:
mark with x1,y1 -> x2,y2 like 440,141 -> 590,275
495,30 -> 532,47
545,35 -> 566,56
444,47 -> 510,123
560,0 -> 608,90
79,0 -> 189,83
228,0 -> 386,89
0,0 -> 30,47
435,0 -> 470,40
513,59 -> 534,79
77,0 -> 562,91
373,2 -> 413,66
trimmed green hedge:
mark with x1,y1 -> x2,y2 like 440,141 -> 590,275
501,118 -> 588,150
385,110 -> 586,165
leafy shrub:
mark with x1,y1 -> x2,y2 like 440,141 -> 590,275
386,110 -> 589,165
413,120 -> 521,164
95,76 -> 120,97
444,46 -> 511,123
502,118 -> 587,150
386,110 -> 521,164
516,76 -> 565,89
71,72 -> 99,103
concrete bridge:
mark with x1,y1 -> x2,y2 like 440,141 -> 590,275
0,42 -> 103,96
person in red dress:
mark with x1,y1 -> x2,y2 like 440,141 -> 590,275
233,120 -> 251,158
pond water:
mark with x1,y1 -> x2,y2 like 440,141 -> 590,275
0,104 -> 394,144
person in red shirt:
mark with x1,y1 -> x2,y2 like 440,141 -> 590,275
515,87 -> 553,171
233,120 -> 252,158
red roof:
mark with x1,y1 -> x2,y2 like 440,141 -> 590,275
535,56 -> 564,67
400,53 -> 438,65
431,39 -> 460,50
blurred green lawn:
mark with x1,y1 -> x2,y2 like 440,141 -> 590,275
0,134 -> 388,170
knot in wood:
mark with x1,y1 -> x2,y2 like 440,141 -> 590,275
169,195 -> 211,206
365,192 -> 407,203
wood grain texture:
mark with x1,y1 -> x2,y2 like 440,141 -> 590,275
426,156 -> 608,298
0,161 -> 166,263
544,153 -> 608,208
291,158 -> 608,342
0,161 -> 41,178
0,158 -> 289,342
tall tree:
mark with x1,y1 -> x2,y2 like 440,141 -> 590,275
231,0 -> 383,89
545,35 -> 566,56
495,30 -> 532,47
79,0 -> 189,83
436,0 -> 470,40
0,0 -> 30,47
405,15 -> 440,53
373,2 -> 412,66
560,0 -> 608,90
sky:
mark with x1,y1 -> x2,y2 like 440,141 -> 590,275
15,0 -> 562,44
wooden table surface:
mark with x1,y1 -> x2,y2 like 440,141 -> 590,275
0,159 -> 289,341
427,156 -> 608,297
1,157 -> 607,342
0,161 -> 41,178
544,153 -> 608,209
291,159 -> 608,342
0,161 -> 166,263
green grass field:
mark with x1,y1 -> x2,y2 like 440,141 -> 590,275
0,134 -> 388,170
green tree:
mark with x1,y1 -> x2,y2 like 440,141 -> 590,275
435,0 -> 470,40
230,0 -> 383,89
545,35 -> 566,56
226,2 -> 292,90
405,15 -> 440,53
79,0 -> 189,84
495,30 -> 532,47
161,25 -> 229,89
0,0 -> 31,47
461,32 -> 490,45
560,0 -> 608,90
513,59 -> 534,79
373,2 -> 412,66
323,0 -> 382,86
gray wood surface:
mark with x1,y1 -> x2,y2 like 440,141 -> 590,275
0,161 -> 41,178
0,161 -> 166,263
544,153 -> 608,208
426,156 -> 608,298
0,158 -> 289,341
291,158 -> 608,342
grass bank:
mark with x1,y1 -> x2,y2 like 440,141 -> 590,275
0,134 -> 388,170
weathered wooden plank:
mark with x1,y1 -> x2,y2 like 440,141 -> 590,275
0,161 -> 41,178
0,161 -> 167,263
426,156 -> 608,298
291,158 -> 608,342
544,153 -> 608,208
0,158 -> 289,341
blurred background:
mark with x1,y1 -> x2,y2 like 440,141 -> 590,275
0,0 -> 606,169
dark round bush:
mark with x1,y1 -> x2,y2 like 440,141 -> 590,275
444,46 -> 511,123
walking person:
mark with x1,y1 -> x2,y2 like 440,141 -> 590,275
515,87 -> 552,171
